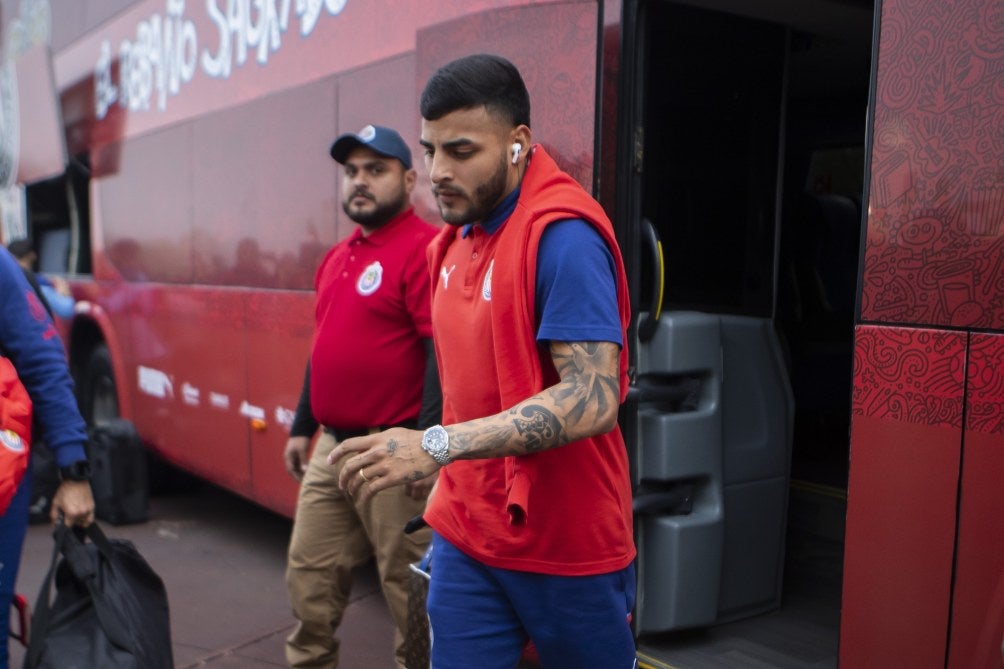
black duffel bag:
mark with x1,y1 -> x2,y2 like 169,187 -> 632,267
24,522 -> 173,669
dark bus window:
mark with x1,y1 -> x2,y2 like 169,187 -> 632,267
641,3 -> 785,317
24,156 -> 90,275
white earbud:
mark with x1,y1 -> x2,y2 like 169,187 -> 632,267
511,143 -> 522,164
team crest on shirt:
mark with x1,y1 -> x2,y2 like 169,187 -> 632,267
357,261 -> 383,296
481,260 -> 493,301
1,429 -> 24,453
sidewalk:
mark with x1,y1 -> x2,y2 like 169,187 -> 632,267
9,484 -> 397,668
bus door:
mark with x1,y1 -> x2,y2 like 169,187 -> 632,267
619,0 -> 872,640
619,0 -> 795,634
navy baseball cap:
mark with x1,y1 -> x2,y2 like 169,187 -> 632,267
330,124 -> 413,169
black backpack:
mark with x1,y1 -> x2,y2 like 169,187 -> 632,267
24,522 -> 173,669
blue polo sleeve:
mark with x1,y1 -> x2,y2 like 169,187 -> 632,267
535,219 -> 623,345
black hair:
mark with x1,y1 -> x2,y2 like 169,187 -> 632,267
6,238 -> 33,259
420,53 -> 530,128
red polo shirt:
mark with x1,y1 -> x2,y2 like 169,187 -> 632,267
425,147 -> 635,576
309,208 -> 437,429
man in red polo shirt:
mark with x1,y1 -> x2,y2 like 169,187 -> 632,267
283,124 -> 440,669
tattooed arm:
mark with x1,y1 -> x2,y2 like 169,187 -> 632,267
329,339 -> 621,500
449,340 -> 621,458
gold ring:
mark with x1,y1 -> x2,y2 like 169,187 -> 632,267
359,468 -> 370,482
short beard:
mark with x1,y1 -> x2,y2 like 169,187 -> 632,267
441,153 -> 509,227
343,189 -> 408,228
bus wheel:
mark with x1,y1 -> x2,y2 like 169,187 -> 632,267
82,344 -> 119,426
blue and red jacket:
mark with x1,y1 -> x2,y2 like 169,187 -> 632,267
0,248 -> 87,469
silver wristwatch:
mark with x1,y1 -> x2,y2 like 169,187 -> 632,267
421,425 -> 451,466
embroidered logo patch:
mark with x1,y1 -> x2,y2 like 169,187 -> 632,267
357,261 -> 383,296
440,264 -> 456,290
481,260 -> 494,301
1,429 -> 25,453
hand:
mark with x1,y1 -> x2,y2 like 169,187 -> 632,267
48,275 -> 72,296
51,480 -> 95,527
327,427 -> 440,503
404,469 -> 438,501
284,435 -> 311,481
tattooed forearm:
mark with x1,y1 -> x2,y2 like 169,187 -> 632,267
512,405 -> 562,452
443,341 -> 621,461
548,343 -> 620,431
451,423 -> 516,457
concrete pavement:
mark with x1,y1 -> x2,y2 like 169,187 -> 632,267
9,483 -> 397,668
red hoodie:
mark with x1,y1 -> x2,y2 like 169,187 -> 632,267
425,146 -> 636,575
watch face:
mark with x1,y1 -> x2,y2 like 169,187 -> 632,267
423,425 -> 450,464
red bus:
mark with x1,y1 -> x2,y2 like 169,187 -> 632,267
2,0 -> 1001,666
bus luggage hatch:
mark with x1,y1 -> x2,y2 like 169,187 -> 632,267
630,311 -> 793,634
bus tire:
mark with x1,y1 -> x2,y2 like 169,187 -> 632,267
81,344 -> 119,427
79,344 -> 194,494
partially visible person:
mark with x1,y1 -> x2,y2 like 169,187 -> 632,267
283,124 -> 441,668
6,239 -> 73,523
0,246 -> 95,669
6,239 -> 75,319
328,54 -> 637,669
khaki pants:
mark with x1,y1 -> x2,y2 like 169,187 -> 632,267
286,431 -> 431,668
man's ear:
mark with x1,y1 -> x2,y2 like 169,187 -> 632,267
510,125 -> 532,165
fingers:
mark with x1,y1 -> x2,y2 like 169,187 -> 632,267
52,502 -> 94,527
51,481 -> 96,527
284,452 -> 304,481
57,500 -> 94,525
338,464 -> 373,500
284,437 -> 310,481
405,485 -> 427,501
66,511 -> 95,527
350,469 -> 397,504
330,429 -> 431,502
338,453 -> 373,491
329,435 -> 382,489
338,451 -> 400,501
326,435 -> 371,466
404,475 -> 435,501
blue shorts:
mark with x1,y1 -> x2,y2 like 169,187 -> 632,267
426,533 -> 637,669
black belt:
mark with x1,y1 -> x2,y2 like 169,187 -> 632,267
323,419 -> 417,443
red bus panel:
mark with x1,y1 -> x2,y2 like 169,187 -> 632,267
841,325 -> 966,667
949,333 -> 1004,668
861,0 -> 1004,330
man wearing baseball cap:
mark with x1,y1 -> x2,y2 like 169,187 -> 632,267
284,124 -> 441,668
329,124 -> 414,168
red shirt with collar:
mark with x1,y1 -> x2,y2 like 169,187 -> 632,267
310,208 -> 437,429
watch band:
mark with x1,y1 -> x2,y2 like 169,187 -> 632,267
421,425 -> 451,466
59,460 -> 92,481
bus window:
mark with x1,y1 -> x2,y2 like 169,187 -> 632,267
24,155 -> 90,275
641,2 -> 784,317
